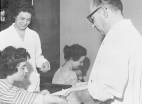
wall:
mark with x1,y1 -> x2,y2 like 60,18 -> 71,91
60,0 -> 103,81
60,0 -> 142,81
122,0 -> 142,34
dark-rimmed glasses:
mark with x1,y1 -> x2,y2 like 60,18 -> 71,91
87,7 -> 102,24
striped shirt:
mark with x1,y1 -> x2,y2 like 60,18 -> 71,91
0,79 -> 43,104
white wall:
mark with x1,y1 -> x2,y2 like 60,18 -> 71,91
60,0 -> 142,81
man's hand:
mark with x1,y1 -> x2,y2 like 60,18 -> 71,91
40,61 -> 50,73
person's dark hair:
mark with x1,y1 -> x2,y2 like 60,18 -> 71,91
0,46 -> 30,78
63,44 -> 87,61
92,0 -> 123,14
14,4 -> 35,18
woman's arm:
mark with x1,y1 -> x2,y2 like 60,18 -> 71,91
43,94 -> 67,104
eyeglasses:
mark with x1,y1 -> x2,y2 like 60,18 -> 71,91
87,7 -> 102,24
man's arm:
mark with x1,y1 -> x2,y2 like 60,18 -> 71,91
88,39 -> 129,101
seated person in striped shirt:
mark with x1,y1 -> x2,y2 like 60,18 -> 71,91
0,46 -> 67,104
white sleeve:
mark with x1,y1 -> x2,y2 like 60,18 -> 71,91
88,38 -> 129,101
35,32 -> 49,68
88,80 -> 114,101
0,32 -> 7,51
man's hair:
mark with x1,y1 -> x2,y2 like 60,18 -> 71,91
63,44 -> 87,61
0,46 -> 30,78
14,4 -> 35,17
91,0 -> 123,14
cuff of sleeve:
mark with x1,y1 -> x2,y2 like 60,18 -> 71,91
88,80 -> 114,101
36,56 -> 48,68
34,94 -> 44,104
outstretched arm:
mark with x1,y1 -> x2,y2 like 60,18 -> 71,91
43,94 -> 68,104
64,82 -> 88,97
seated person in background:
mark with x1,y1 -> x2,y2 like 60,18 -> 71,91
0,46 -> 67,104
52,44 -> 87,104
52,44 -> 87,85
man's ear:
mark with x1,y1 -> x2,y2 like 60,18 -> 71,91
102,7 -> 108,18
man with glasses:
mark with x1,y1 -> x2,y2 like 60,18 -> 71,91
86,0 -> 142,104
64,0 -> 142,104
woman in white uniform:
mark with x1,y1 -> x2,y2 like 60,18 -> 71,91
0,4 -> 50,92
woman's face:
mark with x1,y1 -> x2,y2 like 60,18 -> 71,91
12,61 -> 28,81
72,56 -> 86,69
15,12 -> 32,30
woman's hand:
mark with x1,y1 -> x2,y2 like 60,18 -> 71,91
40,61 -> 50,73
40,89 -> 50,95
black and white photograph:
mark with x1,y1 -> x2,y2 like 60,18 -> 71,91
0,0 -> 142,104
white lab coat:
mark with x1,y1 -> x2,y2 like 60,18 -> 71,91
0,23 -> 49,92
88,19 -> 142,104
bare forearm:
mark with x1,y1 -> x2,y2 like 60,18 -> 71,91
43,94 -> 67,104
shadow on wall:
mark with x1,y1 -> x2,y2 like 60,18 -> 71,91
80,57 -> 91,81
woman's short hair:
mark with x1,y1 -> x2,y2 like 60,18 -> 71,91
0,46 -> 30,78
63,44 -> 87,61
14,4 -> 35,18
